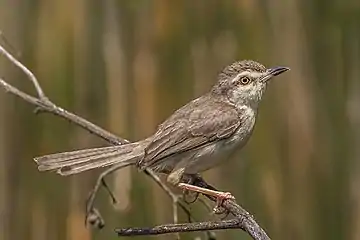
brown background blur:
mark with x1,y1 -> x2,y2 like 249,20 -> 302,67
0,1 -> 359,240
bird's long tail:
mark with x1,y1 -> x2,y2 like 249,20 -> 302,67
34,142 -> 144,176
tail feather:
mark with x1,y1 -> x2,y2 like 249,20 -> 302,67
35,146 -> 119,165
59,153 -> 133,176
34,142 -> 143,176
36,148 -> 121,172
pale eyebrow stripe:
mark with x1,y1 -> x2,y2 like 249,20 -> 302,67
232,71 -> 250,82
249,72 -> 263,79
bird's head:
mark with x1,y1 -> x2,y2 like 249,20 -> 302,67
212,60 -> 290,109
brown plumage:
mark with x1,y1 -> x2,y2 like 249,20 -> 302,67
34,60 -> 289,187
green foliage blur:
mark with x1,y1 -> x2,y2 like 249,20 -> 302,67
0,1 -> 359,240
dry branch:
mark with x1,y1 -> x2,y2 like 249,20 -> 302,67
0,39 -> 270,240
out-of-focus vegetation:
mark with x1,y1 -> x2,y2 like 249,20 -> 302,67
0,1 -> 359,240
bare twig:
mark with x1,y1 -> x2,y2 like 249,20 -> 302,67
0,42 -> 178,225
0,42 -> 45,99
0,31 -> 21,58
0,40 -> 270,240
116,219 -> 241,236
143,170 -> 181,240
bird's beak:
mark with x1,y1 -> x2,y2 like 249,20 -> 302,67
261,66 -> 290,83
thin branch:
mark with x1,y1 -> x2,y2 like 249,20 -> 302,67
116,219 -> 241,236
0,77 -> 125,145
0,31 -> 21,58
0,41 -> 176,222
0,44 -> 45,99
0,40 -> 270,240
145,170 -> 180,240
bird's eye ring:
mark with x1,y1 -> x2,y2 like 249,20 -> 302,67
240,76 -> 251,85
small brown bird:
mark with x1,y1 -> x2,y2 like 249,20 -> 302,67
34,60 -> 289,203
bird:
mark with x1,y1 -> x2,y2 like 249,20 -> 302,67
34,60 -> 290,203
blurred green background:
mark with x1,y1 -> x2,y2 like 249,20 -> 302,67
0,0 -> 359,240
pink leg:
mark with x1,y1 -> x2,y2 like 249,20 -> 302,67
178,183 -> 235,211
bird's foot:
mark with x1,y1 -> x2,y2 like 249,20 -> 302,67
213,191 -> 235,214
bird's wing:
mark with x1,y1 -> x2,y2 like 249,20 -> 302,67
140,97 -> 241,168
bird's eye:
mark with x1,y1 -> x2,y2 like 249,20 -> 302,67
240,76 -> 251,85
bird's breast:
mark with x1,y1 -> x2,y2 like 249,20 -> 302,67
226,106 -> 257,147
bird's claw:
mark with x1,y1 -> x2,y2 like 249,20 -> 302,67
212,192 -> 235,213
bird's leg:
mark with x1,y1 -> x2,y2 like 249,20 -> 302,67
180,174 -> 199,204
167,166 -> 200,203
177,183 -> 235,212
167,164 -> 235,211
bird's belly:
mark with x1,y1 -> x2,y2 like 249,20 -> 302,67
184,138 -> 247,174
184,144 -> 231,174
151,132 -> 250,175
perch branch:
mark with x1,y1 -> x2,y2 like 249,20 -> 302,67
0,40 -> 270,240
116,176 -> 269,240
116,219 -> 241,236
